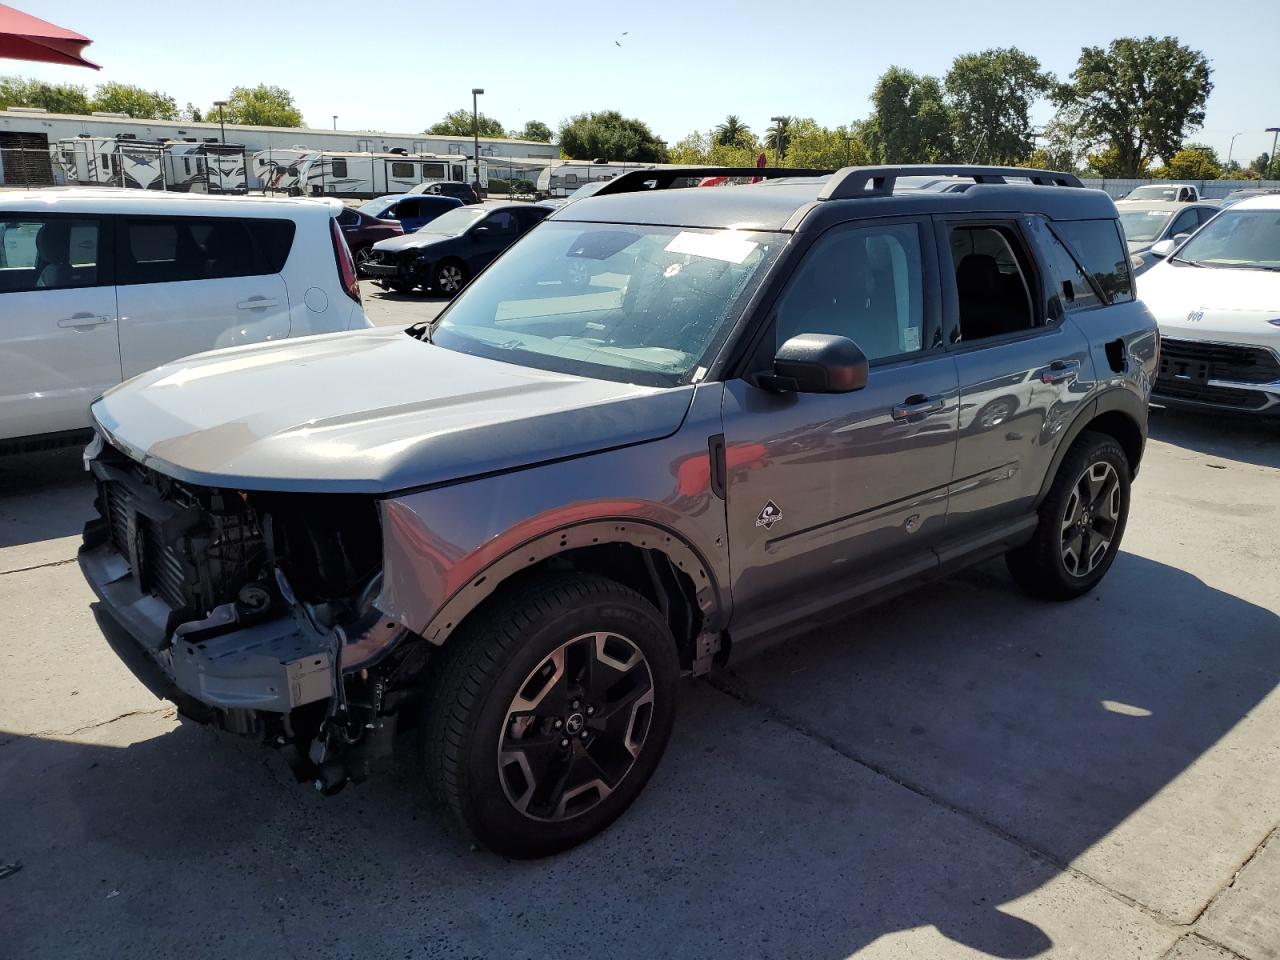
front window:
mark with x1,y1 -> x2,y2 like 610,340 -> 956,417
426,221 -> 783,386
1126,185 -> 1182,201
416,207 -> 488,236
1119,210 -> 1173,243
1174,210 -> 1280,270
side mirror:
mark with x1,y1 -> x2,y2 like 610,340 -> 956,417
1149,239 -> 1177,259
1171,232 -> 1191,245
761,334 -> 869,393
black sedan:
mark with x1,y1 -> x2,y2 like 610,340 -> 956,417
360,203 -> 550,295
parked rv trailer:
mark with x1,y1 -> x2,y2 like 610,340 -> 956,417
163,142 -> 248,193
252,147 -> 315,194
53,136 -> 168,190
294,152 -> 486,198
535,161 -> 655,198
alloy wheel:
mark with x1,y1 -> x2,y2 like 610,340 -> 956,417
438,265 -> 463,293
497,632 -> 655,822
1060,460 -> 1121,578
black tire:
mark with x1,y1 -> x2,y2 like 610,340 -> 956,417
423,573 -> 679,858
433,259 -> 467,297
1006,430 -> 1131,600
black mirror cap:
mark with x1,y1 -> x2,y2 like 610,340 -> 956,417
772,333 -> 869,393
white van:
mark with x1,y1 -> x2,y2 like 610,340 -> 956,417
0,189 -> 370,451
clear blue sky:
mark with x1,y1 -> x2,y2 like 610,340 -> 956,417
14,0 -> 1280,162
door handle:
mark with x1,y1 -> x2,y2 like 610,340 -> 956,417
237,298 -> 280,309
58,313 -> 113,329
892,394 -> 945,421
1039,359 -> 1081,384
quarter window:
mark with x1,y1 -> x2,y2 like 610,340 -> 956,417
776,222 -> 926,362
1052,220 -> 1134,304
117,217 -> 296,285
0,217 -> 101,293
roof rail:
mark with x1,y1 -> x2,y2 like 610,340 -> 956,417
592,166 -> 834,197
818,164 -> 1083,201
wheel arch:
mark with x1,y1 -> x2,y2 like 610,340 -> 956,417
1036,390 -> 1147,505
420,519 -> 726,674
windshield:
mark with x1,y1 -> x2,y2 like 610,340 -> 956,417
426,221 -> 784,386
357,197 -> 396,217
1126,185 -> 1183,201
1119,210 -> 1173,243
418,207 -> 488,236
1174,210 -> 1280,269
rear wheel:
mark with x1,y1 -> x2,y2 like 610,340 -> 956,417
1006,430 -> 1131,600
423,573 -> 678,858
433,259 -> 467,297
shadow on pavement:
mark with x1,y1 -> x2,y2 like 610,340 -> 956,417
3,552 -> 1276,958
0,447 -> 94,549
1149,404 -> 1280,469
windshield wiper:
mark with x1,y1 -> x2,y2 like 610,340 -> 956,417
1170,256 -> 1204,267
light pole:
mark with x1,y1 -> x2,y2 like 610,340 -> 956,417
1226,132 -> 1243,171
843,135 -> 853,167
332,115 -> 338,131
1268,128 -> 1280,180
213,100 -> 227,146
770,116 -> 786,164
472,88 -> 484,194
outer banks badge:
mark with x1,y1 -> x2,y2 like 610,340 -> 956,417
755,500 -> 782,529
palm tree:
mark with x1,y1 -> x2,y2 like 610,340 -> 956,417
765,116 -> 793,160
713,114 -> 752,147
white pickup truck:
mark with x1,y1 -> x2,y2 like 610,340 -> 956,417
1122,183 -> 1200,202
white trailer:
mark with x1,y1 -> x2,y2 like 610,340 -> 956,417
290,151 -> 485,198
535,161 -> 655,198
251,147 -> 315,194
52,136 -> 247,192
163,142 -> 248,193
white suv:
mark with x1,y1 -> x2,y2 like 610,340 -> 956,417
1,189 -> 370,451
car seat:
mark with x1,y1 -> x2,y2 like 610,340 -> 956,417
35,222 -> 74,289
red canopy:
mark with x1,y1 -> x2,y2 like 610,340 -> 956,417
0,4 -> 98,69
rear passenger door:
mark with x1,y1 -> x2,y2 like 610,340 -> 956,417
114,216 -> 292,379
0,214 -> 120,440
936,216 -> 1101,541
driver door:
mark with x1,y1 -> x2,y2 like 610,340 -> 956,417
720,218 -> 959,637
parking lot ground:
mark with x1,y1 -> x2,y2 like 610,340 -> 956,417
1,295 -> 1277,959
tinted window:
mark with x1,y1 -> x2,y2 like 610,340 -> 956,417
337,208 -> 360,226
482,211 -> 519,235
1169,209 -> 1199,238
949,225 -> 1036,341
421,162 -> 446,179
0,216 -> 102,293
1024,216 -> 1100,317
391,161 -> 414,178
776,222 -> 925,362
1052,220 -> 1133,303
118,217 -> 296,285
331,159 -> 348,179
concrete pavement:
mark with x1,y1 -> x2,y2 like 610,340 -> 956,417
1,296 -> 1277,958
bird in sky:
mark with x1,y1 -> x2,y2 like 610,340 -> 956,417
615,31 -> 628,47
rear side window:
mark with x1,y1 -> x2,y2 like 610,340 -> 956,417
118,217 -> 296,285
0,216 -> 103,293
1052,220 -> 1133,305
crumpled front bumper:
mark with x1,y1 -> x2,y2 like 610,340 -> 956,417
79,531 -> 337,718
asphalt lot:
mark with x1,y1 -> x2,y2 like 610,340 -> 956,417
2,290 -> 1278,959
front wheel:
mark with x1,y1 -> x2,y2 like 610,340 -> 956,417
1006,430 -> 1131,600
433,260 -> 467,297
423,573 -> 678,858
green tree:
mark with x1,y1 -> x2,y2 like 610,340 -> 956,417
211,85 -> 303,127
179,103 -> 203,123
514,120 -> 553,142
428,108 -> 506,138
1057,37 -> 1212,178
945,47 -> 1052,164
782,119 -> 869,169
713,115 -> 753,148
0,76 -> 89,114
864,67 -> 954,163
1161,144 -> 1222,180
669,130 -> 710,164
557,111 -> 668,162
90,82 -> 178,120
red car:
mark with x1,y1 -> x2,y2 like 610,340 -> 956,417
335,206 -> 403,268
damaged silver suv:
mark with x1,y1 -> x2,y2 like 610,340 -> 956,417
80,165 -> 1157,858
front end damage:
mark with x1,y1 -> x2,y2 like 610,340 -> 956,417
79,438 -> 419,793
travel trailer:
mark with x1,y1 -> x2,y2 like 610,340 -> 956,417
52,136 -> 247,192
535,160 -> 655,198
252,147 -> 314,194
267,150 -> 486,199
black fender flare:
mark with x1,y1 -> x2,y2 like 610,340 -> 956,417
420,518 -> 725,647
1034,387 -> 1147,506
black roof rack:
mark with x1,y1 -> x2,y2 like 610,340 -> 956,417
592,166 -> 835,197
818,164 -> 1082,200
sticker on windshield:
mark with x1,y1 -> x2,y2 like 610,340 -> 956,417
664,231 -> 759,265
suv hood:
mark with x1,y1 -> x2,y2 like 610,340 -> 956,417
373,231 -> 456,253
1140,262 -> 1280,339
91,328 -> 694,494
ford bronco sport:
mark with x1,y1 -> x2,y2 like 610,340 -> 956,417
80,165 -> 1156,858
